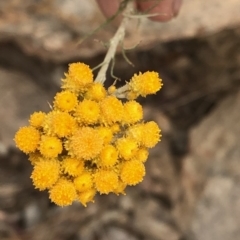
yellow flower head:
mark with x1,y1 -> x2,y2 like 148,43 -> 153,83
74,172 -> 93,192
31,159 -> 60,190
49,178 -> 77,206
129,71 -> 162,97
62,157 -> 84,177
120,160 -> 145,186
113,180 -> 127,195
141,121 -> 161,148
43,111 -> 77,137
39,136 -> 62,158
67,127 -> 103,160
94,169 -> 119,194
108,85 -> 116,95
123,101 -> 143,124
100,96 -> 124,125
14,126 -> 40,154
110,123 -> 121,134
85,82 -> 107,101
29,112 -> 46,128
135,148 -> 149,162
75,99 -> 100,125
53,91 -> 78,112
126,124 -> 144,144
14,60 -> 163,207
62,62 -> 93,92
99,145 -> 118,167
28,151 -> 42,165
78,188 -> 96,207
126,91 -> 138,100
116,137 -> 138,160
97,127 -> 113,144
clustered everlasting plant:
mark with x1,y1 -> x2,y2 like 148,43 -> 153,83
14,1 -> 163,207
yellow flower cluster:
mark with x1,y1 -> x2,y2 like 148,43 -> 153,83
14,62 -> 162,207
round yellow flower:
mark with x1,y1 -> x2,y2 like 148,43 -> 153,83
51,111 -> 77,137
123,101 -> 143,124
29,112 -> 46,128
68,127 -> 103,160
111,123 -> 121,134
94,169 -> 118,194
99,145 -> 118,167
126,124 -> 144,144
100,96 -> 124,125
97,127 -> 113,144
43,111 -> 77,137
14,126 -> 40,154
85,82 -> 107,101
49,178 -> 77,206
39,136 -> 62,158
129,71 -> 162,97
75,99 -> 100,125
116,137 -> 138,160
113,180 -> 127,195
62,62 -> 93,92
120,160 -> 145,186
108,85 -> 116,95
28,151 -> 42,165
141,121 -> 161,148
53,91 -> 78,112
126,91 -> 138,100
74,172 -> 93,192
31,159 -> 60,190
78,188 -> 96,207
135,148 -> 149,162
62,157 -> 84,177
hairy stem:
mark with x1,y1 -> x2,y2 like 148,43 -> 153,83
95,2 -> 133,83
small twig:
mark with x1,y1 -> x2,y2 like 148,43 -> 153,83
110,58 -> 121,81
92,61 -> 105,72
121,40 -> 141,67
95,2 -> 134,83
121,46 -> 134,67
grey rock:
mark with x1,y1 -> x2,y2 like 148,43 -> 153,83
176,90 -> 240,239
189,177 -> 240,240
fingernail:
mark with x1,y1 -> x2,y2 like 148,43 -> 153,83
172,0 -> 182,17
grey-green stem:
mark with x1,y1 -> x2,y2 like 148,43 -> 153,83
95,3 -> 133,84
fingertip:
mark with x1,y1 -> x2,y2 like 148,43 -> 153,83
96,0 -> 120,18
173,0 -> 183,17
137,0 -> 182,22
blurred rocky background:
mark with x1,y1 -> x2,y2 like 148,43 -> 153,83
1,0 -> 240,240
